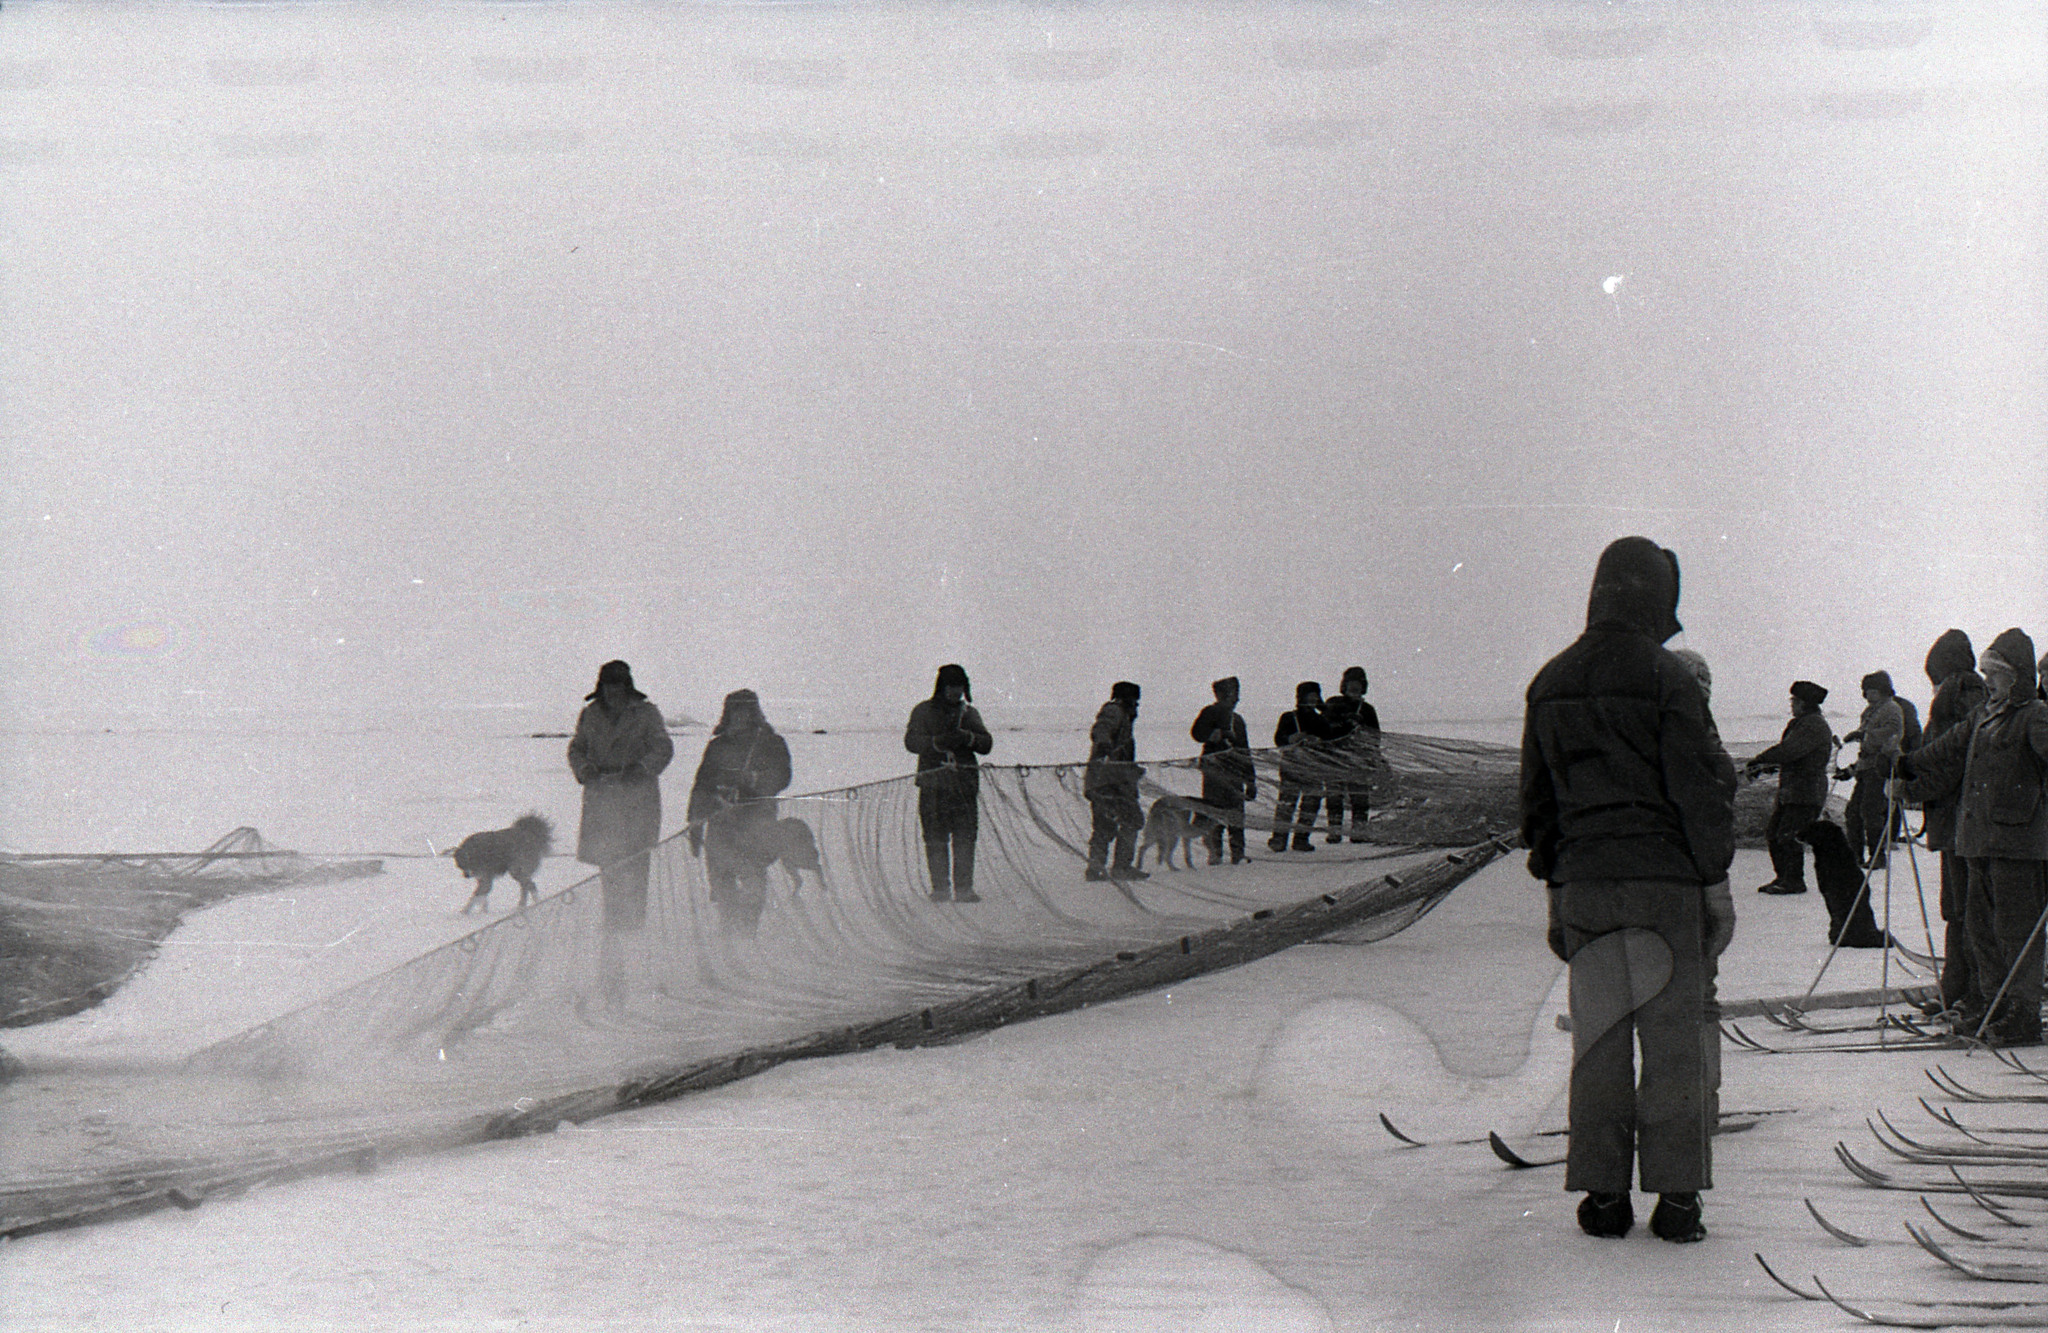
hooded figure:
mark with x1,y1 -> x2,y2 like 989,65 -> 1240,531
1744,681 -> 1836,895
1321,665 -> 1383,844
1191,676 -> 1257,865
567,661 -> 675,931
904,664 -> 994,902
1269,680 -> 1335,853
1520,536 -> 1734,1243
1084,682 -> 1147,881
1912,629 -> 1988,1011
1896,629 -> 2048,1044
685,690 -> 793,935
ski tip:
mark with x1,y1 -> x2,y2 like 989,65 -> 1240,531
1379,1112 -> 1425,1148
1752,1251 -> 1820,1301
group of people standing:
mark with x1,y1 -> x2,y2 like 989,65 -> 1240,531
1521,534 -> 2048,1249
563,657 -> 1390,924
1080,669 -> 1384,881
567,660 -> 792,937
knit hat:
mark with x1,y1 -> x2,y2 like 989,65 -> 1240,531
1211,676 -> 1239,696
1340,665 -> 1368,694
1110,681 -> 1141,704
1790,680 -> 1828,707
1984,629 -> 2038,700
585,659 -> 645,702
933,663 -> 972,702
1860,671 -> 1895,697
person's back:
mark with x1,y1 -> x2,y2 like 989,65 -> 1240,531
1520,535 -> 1734,1246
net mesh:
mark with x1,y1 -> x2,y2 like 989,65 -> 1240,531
0,737 -> 1526,1237
1,828 -> 383,1029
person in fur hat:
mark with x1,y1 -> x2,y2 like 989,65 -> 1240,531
1744,681 -> 1835,895
1840,671 -> 1906,869
1084,682 -> 1148,882
1521,536 -> 1734,1243
566,660 -> 675,932
1190,677 -> 1256,865
904,664 -> 994,902
1914,630 -> 1989,1014
1894,629 -> 2048,1045
686,690 -> 793,935
1269,681 -> 1335,853
1321,666 -> 1382,844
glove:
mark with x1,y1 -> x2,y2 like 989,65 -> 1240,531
1546,884 -> 1568,962
1703,879 -> 1736,958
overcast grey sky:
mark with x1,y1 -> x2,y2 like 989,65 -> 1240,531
3,2 -> 2042,731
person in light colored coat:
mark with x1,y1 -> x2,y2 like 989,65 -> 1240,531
567,660 -> 674,931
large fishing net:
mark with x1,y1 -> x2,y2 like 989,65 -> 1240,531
0,733 -> 1650,1237
1,828 -> 383,1029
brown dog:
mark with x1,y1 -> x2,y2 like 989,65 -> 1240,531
1137,795 -> 1200,871
450,814 -> 553,913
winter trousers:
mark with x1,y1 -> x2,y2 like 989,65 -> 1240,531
1965,857 -> 2048,1041
1269,780 -> 1325,851
1848,776 -> 1892,867
1325,784 -> 1370,842
1938,848 -> 1978,1011
918,787 -> 979,899
1558,878 -> 1710,1195
1086,792 -> 1144,874
1765,800 -> 1821,889
600,850 -> 651,932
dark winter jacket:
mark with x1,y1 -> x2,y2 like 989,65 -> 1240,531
1275,687 -> 1335,785
1520,537 -> 1735,887
1847,696 -> 1905,777
568,697 -> 675,866
1748,712 -> 1835,809
1917,630 -> 1987,851
904,697 -> 993,800
686,722 -> 793,829
1190,703 -> 1256,802
1084,699 -> 1141,800
1898,628 -> 2048,861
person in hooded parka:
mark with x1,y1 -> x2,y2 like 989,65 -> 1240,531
1911,630 -> 1989,1016
1190,676 -> 1256,866
1893,629 -> 2048,1046
1521,536 -> 1736,1244
686,689 -> 793,935
1084,682 -> 1148,882
567,660 -> 675,931
904,664 -> 994,903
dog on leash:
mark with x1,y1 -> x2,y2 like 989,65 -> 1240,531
450,814 -> 553,913
1137,795 -> 1201,871
1797,818 -> 1890,948
763,817 -> 824,893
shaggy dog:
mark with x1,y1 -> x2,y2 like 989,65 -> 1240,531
1797,818 -> 1890,948
1137,795 -> 1201,871
763,817 -> 824,893
450,814 -> 553,913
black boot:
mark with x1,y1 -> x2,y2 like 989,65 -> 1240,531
1577,1191 -> 1633,1238
1649,1192 -> 1706,1242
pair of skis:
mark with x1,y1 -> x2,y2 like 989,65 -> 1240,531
1376,1108 -> 1789,1169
